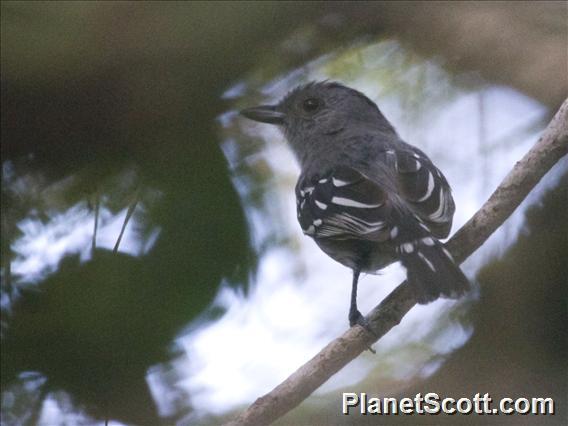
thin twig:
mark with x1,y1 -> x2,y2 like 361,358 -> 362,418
113,189 -> 140,254
226,98 -> 568,426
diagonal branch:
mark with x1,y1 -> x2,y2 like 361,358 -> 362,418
226,98 -> 568,426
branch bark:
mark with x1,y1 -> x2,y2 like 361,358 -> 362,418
226,99 -> 568,426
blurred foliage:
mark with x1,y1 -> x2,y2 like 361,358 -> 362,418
1,2 -> 262,424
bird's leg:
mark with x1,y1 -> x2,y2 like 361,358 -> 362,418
348,269 -> 368,328
349,270 -> 377,350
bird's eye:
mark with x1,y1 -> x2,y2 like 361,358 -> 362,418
302,98 -> 320,112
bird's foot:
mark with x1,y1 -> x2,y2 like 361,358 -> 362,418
349,309 -> 365,328
349,310 -> 377,353
349,310 -> 377,342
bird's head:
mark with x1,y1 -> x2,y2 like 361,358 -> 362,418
241,81 -> 395,164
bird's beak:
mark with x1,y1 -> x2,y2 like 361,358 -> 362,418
240,105 -> 286,125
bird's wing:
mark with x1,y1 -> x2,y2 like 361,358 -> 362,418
386,147 -> 455,239
295,166 -> 395,242
295,154 -> 466,303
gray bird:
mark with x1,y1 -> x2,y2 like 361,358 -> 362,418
241,81 -> 469,329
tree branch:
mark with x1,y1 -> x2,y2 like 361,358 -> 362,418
226,99 -> 568,426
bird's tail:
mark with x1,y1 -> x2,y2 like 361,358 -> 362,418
397,237 -> 469,304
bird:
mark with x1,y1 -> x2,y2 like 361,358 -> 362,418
241,81 -> 469,329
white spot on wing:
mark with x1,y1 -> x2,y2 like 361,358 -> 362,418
402,242 -> 414,253
316,212 -> 385,237
421,237 -> 435,246
429,187 -> 448,222
442,246 -> 454,261
313,219 -> 322,226
331,197 -> 382,209
417,171 -> 435,202
315,200 -> 328,210
418,251 -> 436,271
332,178 -> 350,187
390,226 -> 399,239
